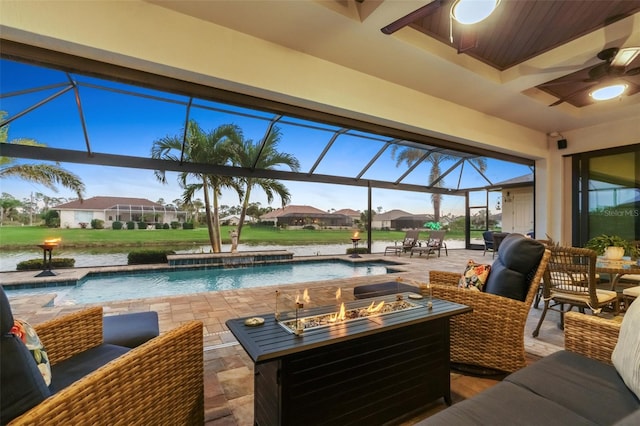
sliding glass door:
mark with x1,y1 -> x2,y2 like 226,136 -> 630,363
573,144 -> 640,246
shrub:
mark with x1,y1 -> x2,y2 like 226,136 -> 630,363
346,247 -> 369,255
91,219 -> 105,229
42,210 -> 59,228
182,222 -> 194,230
112,221 -> 123,230
254,221 -> 275,227
126,221 -> 136,230
163,223 -> 170,229
170,221 -> 181,229
127,249 -> 175,265
303,225 -> 316,230
17,258 -> 75,271
137,221 -> 147,230
155,223 -> 163,230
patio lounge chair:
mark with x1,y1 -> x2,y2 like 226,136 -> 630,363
410,230 -> 448,258
384,229 -> 420,255
1,286 -> 204,425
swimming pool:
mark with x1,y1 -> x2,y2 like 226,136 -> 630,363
5,260 -> 399,305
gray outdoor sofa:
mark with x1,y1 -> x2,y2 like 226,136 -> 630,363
419,305 -> 640,425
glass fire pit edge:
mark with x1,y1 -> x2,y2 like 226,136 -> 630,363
278,296 -> 422,335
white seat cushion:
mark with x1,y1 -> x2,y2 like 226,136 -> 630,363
550,289 -> 617,304
622,286 -> 640,297
620,274 -> 640,283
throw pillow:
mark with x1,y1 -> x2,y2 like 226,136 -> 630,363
612,298 -> 640,399
10,319 -> 52,386
458,260 -> 491,291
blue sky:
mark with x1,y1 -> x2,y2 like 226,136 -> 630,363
1,59 -> 527,215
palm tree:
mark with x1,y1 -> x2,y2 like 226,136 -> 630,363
0,111 -> 85,201
227,126 -> 300,246
152,120 -> 242,252
391,146 -> 487,222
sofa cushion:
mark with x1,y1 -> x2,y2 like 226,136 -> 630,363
505,350 -> 640,425
11,318 -> 52,386
614,408 -> 640,425
458,260 -> 491,291
49,343 -> 130,394
484,234 -> 545,301
1,286 -> 51,425
1,335 -> 52,424
1,285 -> 14,334
417,381 -> 595,425
103,311 -> 159,348
612,297 -> 640,400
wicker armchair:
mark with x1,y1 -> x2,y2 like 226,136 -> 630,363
9,307 -> 204,425
532,245 -> 618,337
564,311 -> 620,365
404,247 -> 550,373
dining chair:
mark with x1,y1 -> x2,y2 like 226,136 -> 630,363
491,232 -> 509,258
532,245 -> 618,337
482,231 -> 494,256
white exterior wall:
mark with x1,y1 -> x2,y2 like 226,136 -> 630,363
501,188 -> 534,235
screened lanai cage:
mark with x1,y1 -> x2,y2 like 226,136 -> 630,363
0,48 -> 534,250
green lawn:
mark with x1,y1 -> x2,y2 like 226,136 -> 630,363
0,225 -> 468,249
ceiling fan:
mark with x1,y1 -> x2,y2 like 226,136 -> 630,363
542,46 -> 640,107
381,0 -> 499,53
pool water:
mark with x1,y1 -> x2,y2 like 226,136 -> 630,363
7,260 -> 396,305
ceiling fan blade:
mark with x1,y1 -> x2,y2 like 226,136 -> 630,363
457,27 -> 478,53
610,47 -> 640,68
381,0 -> 442,35
548,84 -> 595,107
538,79 -> 586,88
625,67 -> 640,77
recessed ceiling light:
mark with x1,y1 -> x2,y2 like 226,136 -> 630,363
589,84 -> 628,101
451,0 -> 501,25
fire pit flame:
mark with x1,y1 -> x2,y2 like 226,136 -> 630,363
328,303 -> 347,323
366,300 -> 385,313
279,298 -> 421,334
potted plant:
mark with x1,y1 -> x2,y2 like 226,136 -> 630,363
585,235 -> 638,260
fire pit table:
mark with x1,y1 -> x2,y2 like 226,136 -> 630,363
226,293 -> 471,425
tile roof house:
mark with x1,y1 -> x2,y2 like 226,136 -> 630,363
371,210 -> 413,230
54,196 -> 184,229
261,205 -> 352,228
334,208 -> 361,224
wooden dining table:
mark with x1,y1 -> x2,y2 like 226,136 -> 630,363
596,257 -> 640,290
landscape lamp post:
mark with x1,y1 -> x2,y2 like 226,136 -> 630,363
35,238 -> 60,277
350,232 -> 361,258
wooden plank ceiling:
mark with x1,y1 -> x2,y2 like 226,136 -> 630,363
402,0 -> 640,107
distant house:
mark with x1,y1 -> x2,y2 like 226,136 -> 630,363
221,215 -> 257,226
391,214 -> 434,230
333,208 -> 360,226
260,205 -> 351,228
371,209 -> 412,230
54,196 -> 185,229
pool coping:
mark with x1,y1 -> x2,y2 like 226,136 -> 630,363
0,252 -> 411,291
